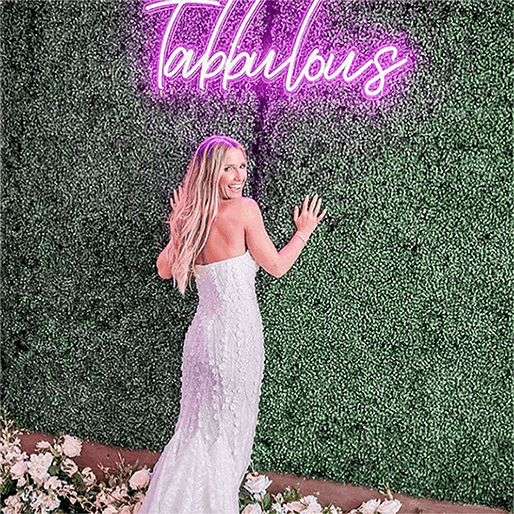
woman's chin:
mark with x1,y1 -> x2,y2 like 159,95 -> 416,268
221,189 -> 242,200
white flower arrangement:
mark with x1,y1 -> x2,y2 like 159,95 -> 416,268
240,472 -> 368,514
0,409 -> 149,514
347,494 -> 402,514
1,409 -> 402,514
239,472 -> 402,513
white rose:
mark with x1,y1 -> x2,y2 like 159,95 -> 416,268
129,469 -> 151,490
41,491 -> 60,510
119,506 -> 133,514
285,500 -> 306,512
27,453 -> 53,486
61,458 -> 79,477
30,452 -> 53,468
109,484 -> 129,501
242,504 -> 263,514
62,435 -> 82,458
4,493 -> 24,512
302,502 -> 323,514
94,490 -> 109,508
29,490 -> 48,512
302,495 -> 322,509
15,451 -> 29,464
81,467 -> 98,487
134,491 -> 146,502
35,440 -> 52,452
360,499 -> 381,514
10,460 -> 29,478
133,501 -> 143,514
102,506 -> 118,514
2,449 -> 19,467
271,503 -> 288,514
244,473 -> 272,496
43,476 -> 61,490
377,499 -> 402,514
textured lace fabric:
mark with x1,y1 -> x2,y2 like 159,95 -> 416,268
139,250 -> 264,514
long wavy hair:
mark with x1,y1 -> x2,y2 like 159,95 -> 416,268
165,135 -> 247,296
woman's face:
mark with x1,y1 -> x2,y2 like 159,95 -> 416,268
218,147 -> 247,201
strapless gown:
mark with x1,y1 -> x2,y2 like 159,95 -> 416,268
139,249 -> 265,514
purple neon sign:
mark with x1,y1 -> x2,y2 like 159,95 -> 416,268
144,0 -> 410,98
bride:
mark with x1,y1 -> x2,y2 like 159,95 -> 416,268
140,135 -> 327,513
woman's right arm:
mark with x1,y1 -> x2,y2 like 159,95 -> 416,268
157,186 -> 182,280
243,195 -> 326,278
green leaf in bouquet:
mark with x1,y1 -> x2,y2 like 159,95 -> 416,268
282,486 -> 303,502
58,497 -> 74,513
72,473 -> 87,495
238,491 -> 255,512
58,468 -> 70,482
0,474 -> 16,497
238,486 -> 252,499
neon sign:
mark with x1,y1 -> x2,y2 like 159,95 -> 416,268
144,0 -> 410,98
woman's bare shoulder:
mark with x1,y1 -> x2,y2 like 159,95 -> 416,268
240,196 -> 257,210
239,196 -> 258,221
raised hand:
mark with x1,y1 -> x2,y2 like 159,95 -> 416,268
293,194 -> 327,241
170,185 -> 183,210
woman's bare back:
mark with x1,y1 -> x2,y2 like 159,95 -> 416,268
194,197 -> 247,266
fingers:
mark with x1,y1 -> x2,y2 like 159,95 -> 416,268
170,185 -> 182,208
314,195 -> 322,215
307,194 -> 327,221
301,194 -> 324,214
318,207 -> 327,221
306,194 -> 322,216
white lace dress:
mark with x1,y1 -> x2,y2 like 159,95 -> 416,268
139,250 -> 265,514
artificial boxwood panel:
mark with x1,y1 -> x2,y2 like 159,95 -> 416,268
2,0 -> 511,511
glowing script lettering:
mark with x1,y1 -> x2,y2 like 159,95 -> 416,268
144,0 -> 409,98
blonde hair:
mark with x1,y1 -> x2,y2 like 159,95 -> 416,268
165,135 -> 247,296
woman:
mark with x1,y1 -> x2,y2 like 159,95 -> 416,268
141,135 -> 327,514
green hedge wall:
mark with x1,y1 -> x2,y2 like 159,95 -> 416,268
2,0 -> 512,511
